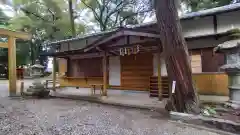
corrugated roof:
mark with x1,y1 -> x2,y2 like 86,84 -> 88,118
49,3 -> 240,45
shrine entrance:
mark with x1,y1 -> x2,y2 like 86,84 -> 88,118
120,53 -> 153,90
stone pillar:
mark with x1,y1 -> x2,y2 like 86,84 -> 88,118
227,71 -> 240,103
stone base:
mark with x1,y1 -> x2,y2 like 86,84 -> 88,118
8,92 -> 20,98
229,88 -> 240,102
225,100 -> 240,109
49,90 -> 57,97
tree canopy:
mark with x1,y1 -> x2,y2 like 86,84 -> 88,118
0,0 -> 238,67
79,0 -> 152,31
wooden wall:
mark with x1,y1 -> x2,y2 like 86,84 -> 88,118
58,58 -> 103,88
68,57 -> 102,77
58,58 -> 67,76
58,49 -> 227,94
201,48 -> 225,72
190,51 -> 202,73
59,77 -> 103,88
160,73 -> 228,96
193,73 -> 228,96
120,53 -> 153,90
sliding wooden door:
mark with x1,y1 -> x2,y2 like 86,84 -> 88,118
120,53 -> 153,90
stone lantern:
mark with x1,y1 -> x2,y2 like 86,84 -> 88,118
23,60 -> 49,97
214,39 -> 240,106
30,60 -> 45,78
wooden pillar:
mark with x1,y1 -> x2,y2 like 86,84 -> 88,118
52,57 -> 57,91
66,57 -> 70,76
102,52 -> 108,96
157,53 -> 162,100
8,36 -> 17,97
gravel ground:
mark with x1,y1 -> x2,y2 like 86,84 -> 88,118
0,96 -> 224,135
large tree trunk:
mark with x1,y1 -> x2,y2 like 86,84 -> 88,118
154,0 -> 199,113
68,0 -> 76,36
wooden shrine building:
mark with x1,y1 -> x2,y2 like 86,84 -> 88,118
44,4 -> 240,99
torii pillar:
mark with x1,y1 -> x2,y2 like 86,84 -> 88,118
0,27 -> 31,97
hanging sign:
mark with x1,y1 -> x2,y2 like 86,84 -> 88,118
119,45 -> 140,56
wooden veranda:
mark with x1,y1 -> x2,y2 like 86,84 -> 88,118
0,27 -> 31,96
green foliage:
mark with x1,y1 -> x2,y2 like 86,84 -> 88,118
8,0 -> 85,40
16,40 -> 31,66
79,0 -> 151,31
185,0 -> 234,12
2,0 -> 86,66
0,8 -> 9,25
0,40 -> 31,66
226,28 -> 240,39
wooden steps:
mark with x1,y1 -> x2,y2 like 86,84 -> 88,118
149,76 -> 169,98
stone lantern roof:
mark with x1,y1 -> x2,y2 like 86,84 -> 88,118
221,63 -> 240,71
214,39 -> 240,53
31,64 -> 44,69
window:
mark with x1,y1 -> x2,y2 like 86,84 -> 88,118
189,51 -> 202,73
68,58 -> 103,77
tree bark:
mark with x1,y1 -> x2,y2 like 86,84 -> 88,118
68,0 -> 76,36
154,0 -> 199,113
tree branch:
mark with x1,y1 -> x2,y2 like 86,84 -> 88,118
20,8 -> 50,22
81,0 -> 106,30
81,0 -> 101,22
98,0 -> 106,28
105,0 -> 124,19
102,0 -> 126,29
119,9 -> 152,26
112,11 -> 120,28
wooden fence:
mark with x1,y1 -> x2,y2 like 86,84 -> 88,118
160,72 -> 228,96
192,72 -> 228,96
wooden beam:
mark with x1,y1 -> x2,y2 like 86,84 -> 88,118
123,30 -> 160,38
157,53 -> 162,100
96,46 -> 104,51
107,39 -> 158,48
8,37 -> 17,96
213,15 -> 218,34
109,50 -> 118,55
52,57 -> 57,91
69,52 -> 105,59
0,28 -> 31,40
84,31 -> 123,52
102,52 -> 108,96
84,30 -> 160,52
66,57 -> 70,76
0,42 -> 8,48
